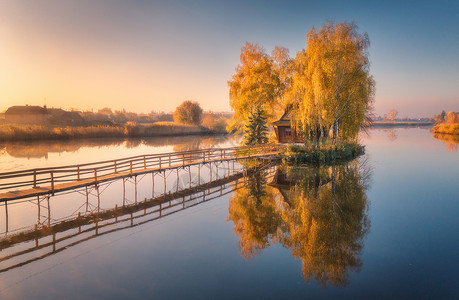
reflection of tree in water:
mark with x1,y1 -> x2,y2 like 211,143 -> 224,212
227,159 -> 372,287
227,170 -> 282,259
385,129 -> 397,141
433,133 -> 458,152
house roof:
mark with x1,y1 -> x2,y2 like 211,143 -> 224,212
271,120 -> 291,126
5,105 -> 48,115
271,107 -> 293,126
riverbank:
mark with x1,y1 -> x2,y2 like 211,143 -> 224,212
281,142 -> 365,165
432,123 -> 459,135
0,122 -> 227,142
372,121 -> 433,128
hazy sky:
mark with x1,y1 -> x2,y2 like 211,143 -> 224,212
1,0 -> 458,117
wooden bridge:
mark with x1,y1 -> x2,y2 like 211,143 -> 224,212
0,162 -> 276,273
0,144 -> 282,201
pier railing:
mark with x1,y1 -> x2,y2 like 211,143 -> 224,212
0,144 -> 282,200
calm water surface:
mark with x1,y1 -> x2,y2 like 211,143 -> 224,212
0,128 -> 458,299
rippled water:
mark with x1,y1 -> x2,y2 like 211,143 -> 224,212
0,128 -> 458,299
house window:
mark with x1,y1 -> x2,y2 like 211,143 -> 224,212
285,127 -> 292,137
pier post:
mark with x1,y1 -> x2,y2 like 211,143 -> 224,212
122,178 -> 126,207
189,166 -> 192,189
152,172 -> 155,198
85,186 -> 89,212
134,175 -> 138,205
47,196 -> 50,227
50,171 -> 55,195
4,201 -> 8,237
37,195 -> 40,224
176,169 -> 179,192
163,170 -> 166,198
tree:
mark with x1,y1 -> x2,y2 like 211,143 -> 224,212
243,106 -> 269,145
201,112 -> 228,132
228,43 -> 283,134
173,100 -> 203,125
292,21 -> 375,144
388,109 -> 398,121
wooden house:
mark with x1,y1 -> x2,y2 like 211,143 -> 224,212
5,105 -> 48,124
272,109 -> 303,143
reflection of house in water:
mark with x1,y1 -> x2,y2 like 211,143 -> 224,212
272,108 -> 303,143
5,105 -> 49,124
268,167 -> 330,205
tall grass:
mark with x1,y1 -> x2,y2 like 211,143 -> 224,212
0,122 -> 218,142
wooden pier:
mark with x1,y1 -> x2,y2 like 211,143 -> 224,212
0,162 -> 276,273
0,144 -> 281,201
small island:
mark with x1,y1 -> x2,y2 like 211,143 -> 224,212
229,21 -> 374,165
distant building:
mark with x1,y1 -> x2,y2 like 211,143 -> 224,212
272,108 -> 303,143
5,105 -> 49,124
47,108 -> 86,126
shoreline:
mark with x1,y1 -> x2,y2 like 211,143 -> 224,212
280,142 -> 365,165
371,121 -> 433,128
0,123 -> 228,142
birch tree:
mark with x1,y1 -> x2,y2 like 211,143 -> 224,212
293,21 -> 375,144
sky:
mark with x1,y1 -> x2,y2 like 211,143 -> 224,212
0,0 -> 458,117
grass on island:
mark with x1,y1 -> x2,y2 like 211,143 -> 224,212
432,123 -> 459,135
281,142 -> 364,165
0,122 -> 226,142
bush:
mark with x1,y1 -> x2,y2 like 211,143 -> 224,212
281,142 -> 364,165
433,123 -> 459,135
201,113 -> 227,133
173,100 -> 203,125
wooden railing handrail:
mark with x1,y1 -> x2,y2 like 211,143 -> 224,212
0,144 -> 278,177
0,144 -> 282,194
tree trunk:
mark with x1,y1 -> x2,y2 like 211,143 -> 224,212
332,120 -> 338,145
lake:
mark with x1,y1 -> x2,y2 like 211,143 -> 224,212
0,128 -> 458,299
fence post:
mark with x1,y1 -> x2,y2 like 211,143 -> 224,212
130,161 -> 133,176
159,157 -> 162,169
77,166 -> 80,180
33,170 -> 37,188
144,156 -> 147,169
114,161 -> 117,173
94,169 -> 98,185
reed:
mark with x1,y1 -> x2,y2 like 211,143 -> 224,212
0,122 -> 220,142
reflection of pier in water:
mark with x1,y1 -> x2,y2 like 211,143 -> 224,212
0,159 -> 275,274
